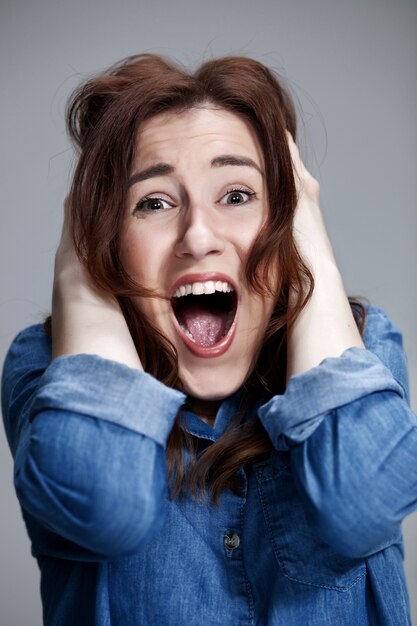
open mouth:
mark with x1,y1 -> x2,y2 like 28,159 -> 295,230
171,279 -> 237,354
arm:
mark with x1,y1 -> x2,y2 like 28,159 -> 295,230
2,206 -> 185,559
258,141 -> 417,558
51,199 -> 142,368
286,134 -> 364,380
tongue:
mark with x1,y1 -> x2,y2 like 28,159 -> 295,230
181,302 -> 228,347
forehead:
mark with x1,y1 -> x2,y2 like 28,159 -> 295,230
134,107 -> 264,166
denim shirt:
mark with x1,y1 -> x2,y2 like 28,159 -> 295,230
2,306 -> 416,626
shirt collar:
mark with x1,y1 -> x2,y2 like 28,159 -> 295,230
180,387 -> 266,441
181,389 -> 244,441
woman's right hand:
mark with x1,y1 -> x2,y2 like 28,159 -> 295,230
52,199 -> 143,370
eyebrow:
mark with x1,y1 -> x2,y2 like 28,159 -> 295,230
128,163 -> 174,187
210,155 -> 263,175
128,154 -> 263,187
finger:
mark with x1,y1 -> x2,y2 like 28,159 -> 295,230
56,196 -> 77,259
285,131 -> 305,192
286,131 -> 319,201
286,131 -> 309,176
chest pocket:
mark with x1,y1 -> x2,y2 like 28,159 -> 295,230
254,453 -> 366,591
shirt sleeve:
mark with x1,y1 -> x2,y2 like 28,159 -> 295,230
257,305 -> 417,558
1,324 -> 186,559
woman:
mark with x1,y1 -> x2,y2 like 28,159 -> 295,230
2,54 -> 416,625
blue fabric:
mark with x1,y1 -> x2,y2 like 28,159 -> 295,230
2,305 -> 416,625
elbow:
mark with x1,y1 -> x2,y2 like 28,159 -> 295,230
86,458 -> 166,557
291,436 -> 407,559
302,491 -> 399,559
77,479 -> 164,558
15,454 -> 164,558
15,411 -> 166,558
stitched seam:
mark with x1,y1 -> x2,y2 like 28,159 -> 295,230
239,472 -> 255,626
368,557 -> 411,623
254,467 -> 366,592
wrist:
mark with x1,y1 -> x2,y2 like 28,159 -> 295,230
53,259 -> 119,311
287,261 -> 364,380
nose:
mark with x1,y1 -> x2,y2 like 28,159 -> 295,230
173,204 -> 225,261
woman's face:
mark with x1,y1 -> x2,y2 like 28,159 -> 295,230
121,107 -> 276,400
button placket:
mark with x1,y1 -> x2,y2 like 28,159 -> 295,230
224,532 -> 240,553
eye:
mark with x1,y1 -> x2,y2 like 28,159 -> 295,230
219,188 -> 255,205
134,196 -> 174,213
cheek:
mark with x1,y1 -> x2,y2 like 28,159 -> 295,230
230,208 -> 268,253
247,258 -> 281,331
248,295 -> 276,335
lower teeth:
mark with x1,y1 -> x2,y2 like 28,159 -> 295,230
183,327 -> 195,342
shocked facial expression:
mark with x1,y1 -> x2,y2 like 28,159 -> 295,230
121,107 -> 276,400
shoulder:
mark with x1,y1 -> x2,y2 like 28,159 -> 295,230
2,323 -> 52,409
2,323 -> 52,379
9,323 -> 51,349
2,324 -> 52,453
362,304 -> 409,400
9,322 -> 51,348
363,305 -> 403,347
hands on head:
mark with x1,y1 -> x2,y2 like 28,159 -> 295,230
51,53 -> 364,394
52,197 -> 143,370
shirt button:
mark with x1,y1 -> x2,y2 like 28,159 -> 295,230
224,533 -> 240,550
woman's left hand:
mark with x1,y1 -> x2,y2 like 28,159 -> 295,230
286,134 -> 364,381
287,133 -> 336,272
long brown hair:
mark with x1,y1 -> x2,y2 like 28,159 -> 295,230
50,54 -> 365,503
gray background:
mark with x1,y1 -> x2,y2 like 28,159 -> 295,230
1,0 -> 416,624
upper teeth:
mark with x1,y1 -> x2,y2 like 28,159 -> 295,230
173,280 -> 234,298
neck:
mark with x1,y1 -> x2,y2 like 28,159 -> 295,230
187,396 -> 223,425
